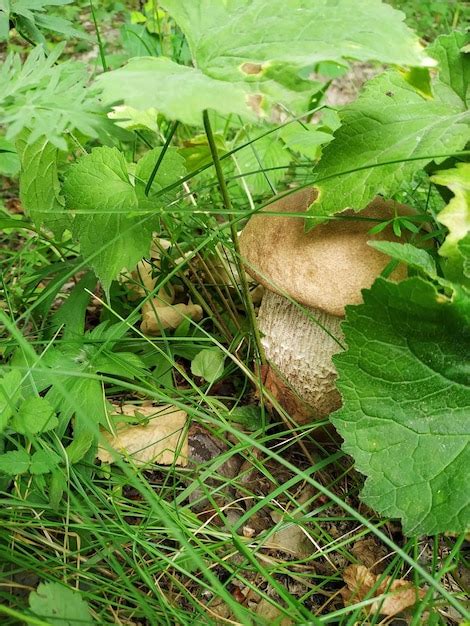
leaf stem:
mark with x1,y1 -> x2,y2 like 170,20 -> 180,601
145,120 -> 179,197
202,110 -> 265,365
89,0 -> 107,72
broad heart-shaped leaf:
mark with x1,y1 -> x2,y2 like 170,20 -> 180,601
431,163 -> 470,286
98,0 -> 430,124
331,277 -> 470,535
309,32 -> 470,223
191,348 -> 225,383
16,132 -> 68,237
64,147 -> 151,294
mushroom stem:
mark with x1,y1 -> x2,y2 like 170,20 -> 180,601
258,291 -> 344,423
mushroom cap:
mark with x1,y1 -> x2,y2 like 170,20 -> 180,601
239,188 -> 415,316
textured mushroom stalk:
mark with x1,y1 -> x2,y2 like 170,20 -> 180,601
259,291 -> 344,423
239,188 -> 416,423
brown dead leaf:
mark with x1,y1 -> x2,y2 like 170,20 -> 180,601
342,564 -> 425,617
97,404 -> 188,466
256,599 -> 293,625
351,538 -> 388,573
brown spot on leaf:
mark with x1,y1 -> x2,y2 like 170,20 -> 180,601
241,62 -> 263,75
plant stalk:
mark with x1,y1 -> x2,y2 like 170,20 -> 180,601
202,110 -> 265,365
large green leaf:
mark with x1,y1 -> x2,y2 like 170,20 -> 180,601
431,163 -> 470,286
63,146 -> 186,293
161,0 -> 429,76
16,133 -> 67,236
309,32 -> 470,222
98,57 -> 253,126
64,147 -> 150,294
331,277 -> 470,535
98,0 -> 430,123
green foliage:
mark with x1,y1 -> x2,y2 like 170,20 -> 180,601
331,277 -> 470,535
10,396 -> 59,435
16,132 -> 67,236
0,137 -> 20,176
191,348 -> 225,383
235,134 -> 291,195
0,0 -> 85,43
98,57 -> 253,126
432,163 -> 470,286
308,32 -> 470,223
0,449 -> 30,475
63,146 -> 186,293
0,44 -> 107,149
368,241 -> 438,278
388,0 -> 467,41
29,582 -> 94,626
97,0 -> 430,123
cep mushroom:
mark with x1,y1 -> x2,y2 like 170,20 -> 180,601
239,188 -> 414,423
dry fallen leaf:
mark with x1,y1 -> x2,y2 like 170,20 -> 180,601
97,404 -> 189,466
342,564 -> 425,617
351,537 -> 388,572
256,599 -> 293,625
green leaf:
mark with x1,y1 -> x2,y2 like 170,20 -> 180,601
4,1 -> 83,44
16,132 -> 67,236
108,104 -> 160,133
235,134 -> 291,195
134,146 -> 187,211
309,32 -> 470,223
98,57 -> 253,126
162,0 -> 429,70
30,449 -> 61,475
0,137 -> 20,176
1,45 -> 107,149
331,277 -> 470,535
191,348 -> 225,383
11,396 -> 59,435
51,272 -> 97,340
29,582 -> 94,626
431,163 -> 470,285
0,369 -> 22,433
98,0 -> 430,123
459,234 -> 470,279
63,147 -> 152,294
368,241 -> 437,278
280,124 -> 333,160
228,405 -> 263,430
0,449 -> 30,475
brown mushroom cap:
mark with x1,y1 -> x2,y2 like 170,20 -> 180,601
239,188 -> 415,317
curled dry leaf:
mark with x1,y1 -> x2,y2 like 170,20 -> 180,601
342,564 -> 425,617
97,404 -> 189,466
141,300 -> 203,334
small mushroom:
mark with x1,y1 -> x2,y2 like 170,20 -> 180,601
239,188 -> 415,423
